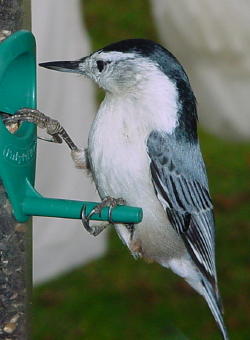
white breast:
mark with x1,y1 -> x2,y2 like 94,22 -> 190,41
88,72 -> 178,199
89,94 -> 151,201
88,79 -> 185,261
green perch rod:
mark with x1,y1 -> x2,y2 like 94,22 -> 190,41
22,197 -> 142,224
21,180 -> 142,224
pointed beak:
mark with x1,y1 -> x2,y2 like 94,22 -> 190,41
39,57 -> 86,74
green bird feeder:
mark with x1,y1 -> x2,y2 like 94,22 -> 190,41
0,30 -> 143,225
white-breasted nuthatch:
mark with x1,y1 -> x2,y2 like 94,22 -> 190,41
40,39 -> 228,339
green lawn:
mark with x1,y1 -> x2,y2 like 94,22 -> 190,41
33,1 -> 250,339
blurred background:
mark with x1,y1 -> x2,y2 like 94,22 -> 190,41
32,0 -> 250,339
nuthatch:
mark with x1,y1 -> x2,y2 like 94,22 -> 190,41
40,39 -> 228,339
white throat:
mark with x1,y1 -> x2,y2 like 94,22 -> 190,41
98,69 -> 179,136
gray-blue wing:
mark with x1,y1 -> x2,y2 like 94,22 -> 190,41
147,131 -> 217,288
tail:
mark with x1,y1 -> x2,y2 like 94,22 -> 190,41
201,278 -> 229,340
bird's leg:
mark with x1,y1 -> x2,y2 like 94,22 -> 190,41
70,148 -> 89,169
3,108 -> 90,170
81,196 -> 127,236
3,108 -> 79,151
4,108 -> 90,169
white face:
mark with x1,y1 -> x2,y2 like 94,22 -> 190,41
78,51 -> 160,94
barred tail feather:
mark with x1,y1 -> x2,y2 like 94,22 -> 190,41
201,279 -> 229,340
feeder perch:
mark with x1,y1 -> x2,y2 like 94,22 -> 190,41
0,30 -> 143,225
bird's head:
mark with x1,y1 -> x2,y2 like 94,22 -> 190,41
40,39 -> 197,140
40,39 -> 190,96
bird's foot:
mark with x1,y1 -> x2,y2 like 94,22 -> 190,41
3,108 -> 79,151
81,196 -> 126,236
93,196 -> 126,215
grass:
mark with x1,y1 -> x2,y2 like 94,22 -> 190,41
81,0 -> 157,50
33,1 -> 250,339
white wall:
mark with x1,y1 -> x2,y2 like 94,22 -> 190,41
32,0 -> 107,284
150,0 -> 250,140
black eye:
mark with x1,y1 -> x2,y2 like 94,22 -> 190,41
96,60 -> 105,72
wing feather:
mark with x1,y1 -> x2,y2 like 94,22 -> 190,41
147,131 -> 217,289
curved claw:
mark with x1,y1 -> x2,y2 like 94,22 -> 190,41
81,204 -> 114,236
80,197 -> 129,236
37,134 -> 63,144
87,204 -> 114,223
87,207 -> 97,220
81,205 -> 106,236
81,205 -> 92,234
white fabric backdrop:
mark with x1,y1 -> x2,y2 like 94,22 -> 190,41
150,0 -> 250,140
32,0 -> 107,284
